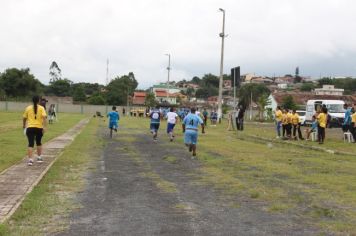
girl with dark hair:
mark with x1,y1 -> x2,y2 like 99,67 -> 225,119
23,95 -> 47,166
317,106 -> 328,144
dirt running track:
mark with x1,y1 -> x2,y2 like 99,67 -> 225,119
56,126 -> 323,236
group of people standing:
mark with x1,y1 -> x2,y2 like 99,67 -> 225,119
274,105 -> 332,144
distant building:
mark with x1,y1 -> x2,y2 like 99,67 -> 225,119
315,85 -> 344,96
241,73 -> 255,82
132,92 -> 146,105
151,83 -> 181,94
154,89 -> 177,105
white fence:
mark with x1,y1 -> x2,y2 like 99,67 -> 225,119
0,101 -> 128,115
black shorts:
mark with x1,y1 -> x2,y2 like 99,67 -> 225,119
26,127 -> 44,147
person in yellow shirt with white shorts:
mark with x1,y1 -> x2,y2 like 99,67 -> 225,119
23,95 -> 47,166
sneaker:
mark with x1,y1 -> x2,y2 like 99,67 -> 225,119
37,157 -> 43,163
28,159 -> 34,166
191,153 -> 197,159
170,138 -> 173,142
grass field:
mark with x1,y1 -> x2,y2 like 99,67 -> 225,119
0,118 -> 100,236
1,114 -> 356,234
119,117 -> 356,234
0,112 -> 86,173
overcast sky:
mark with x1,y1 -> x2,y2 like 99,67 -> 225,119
0,0 -> 355,88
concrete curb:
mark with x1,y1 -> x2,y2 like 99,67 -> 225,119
237,134 -> 356,156
0,118 -> 90,224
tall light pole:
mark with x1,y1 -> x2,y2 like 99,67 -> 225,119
217,8 -> 226,122
165,53 -> 171,101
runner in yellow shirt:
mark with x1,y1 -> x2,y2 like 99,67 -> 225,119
281,109 -> 288,138
286,109 -> 293,139
23,96 -> 47,166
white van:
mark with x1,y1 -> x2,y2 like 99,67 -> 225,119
305,100 -> 345,127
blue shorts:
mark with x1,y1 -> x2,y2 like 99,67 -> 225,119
109,121 -> 118,129
167,123 -> 175,133
150,123 -> 160,132
184,130 -> 198,145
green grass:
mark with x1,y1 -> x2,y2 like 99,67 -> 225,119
116,117 -> 356,234
0,117 -> 100,236
0,112 -> 87,173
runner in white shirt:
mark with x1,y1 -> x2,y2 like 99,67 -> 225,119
166,107 -> 178,142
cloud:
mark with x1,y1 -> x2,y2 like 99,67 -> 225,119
0,0 -> 355,88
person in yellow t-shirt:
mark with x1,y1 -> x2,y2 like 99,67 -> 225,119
317,107 -> 328,144
291,109 -> 304,140
286,109 -> 293,139
281,109 -> 288,138
23,95 -> 47,166
351,108 -> 356,142
274,106 -> 283,138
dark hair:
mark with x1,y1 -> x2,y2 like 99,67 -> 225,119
32,95 -> 40,119
191,107 -> 196,113
112,106 -> 116,110
170,107 -> 174,112
277,106 -> 281,110
322,107 -> 328,113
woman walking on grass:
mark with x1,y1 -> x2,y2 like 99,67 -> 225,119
23,95 -> 47,166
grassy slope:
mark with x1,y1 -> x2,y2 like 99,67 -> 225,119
0,118 -> 100,236
0,112 -> 86,172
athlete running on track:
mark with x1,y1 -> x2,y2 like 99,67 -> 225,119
166,107 -> 178,142
107,106 -> 120,138
149,105 -> 161,141
182,107 -> 205,158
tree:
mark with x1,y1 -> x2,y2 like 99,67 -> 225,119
191,76 -> 201,85
238,83 -> 270,108
88,93 -> 105,105
72,86 -> 86,102
0,68 -> 43,98
201,74 -> 219,87
106,72 -> 138,105
195,86 -> 218,98
300,82 -> 315,92
281,95 -> 297,110
47,79 -> 72,96
256,93 -> 271,121
144,92 -> 156,107
318,77 -> 333,87
49,61 -> 62,83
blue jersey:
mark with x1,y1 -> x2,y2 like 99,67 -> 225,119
344,108 -> 352,125
150,109 -> 161,124
107,111 -> 119,122
183,113 -> 203,130
311,121 -> 317,130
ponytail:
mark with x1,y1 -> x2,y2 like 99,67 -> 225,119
32,96 -> 40,119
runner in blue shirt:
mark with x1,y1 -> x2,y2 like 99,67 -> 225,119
182,107 -> 205,158
149,105 -> 162,141
107,106 -> 119,138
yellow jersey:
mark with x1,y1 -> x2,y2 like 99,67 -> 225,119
317,113 -> 327,128
291,113 -> 300,125
282,113 -> 288,125
286,112 -> 293,124
275,110 -> 282,122
23,105 -> 47,128
352,113 -> 356,123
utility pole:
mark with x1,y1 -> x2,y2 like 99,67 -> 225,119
165,54 -> 171,102
217,8 -> 226,123
106,59 -> 109,85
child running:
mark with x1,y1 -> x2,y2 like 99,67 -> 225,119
182,107 -> 205,158
149,105 -> 161,141
107,106 -> 120,138
166,107 -> 178,142
23,95 -> 47,166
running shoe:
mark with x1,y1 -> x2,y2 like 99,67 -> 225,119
28,159 -> 34,166
37,157 -> 44,163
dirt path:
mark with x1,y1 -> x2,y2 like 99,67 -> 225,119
57,126 -> 323,236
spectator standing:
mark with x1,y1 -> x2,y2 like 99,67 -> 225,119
317,107 -> 328,144
274,106 -> 283,138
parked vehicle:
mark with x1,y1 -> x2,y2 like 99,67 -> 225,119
296,110 -> 306,125
305,100 -> 345,128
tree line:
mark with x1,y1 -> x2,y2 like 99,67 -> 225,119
0,67 -> 138,105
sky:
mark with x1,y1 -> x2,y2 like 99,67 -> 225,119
0,0 -> 356,89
